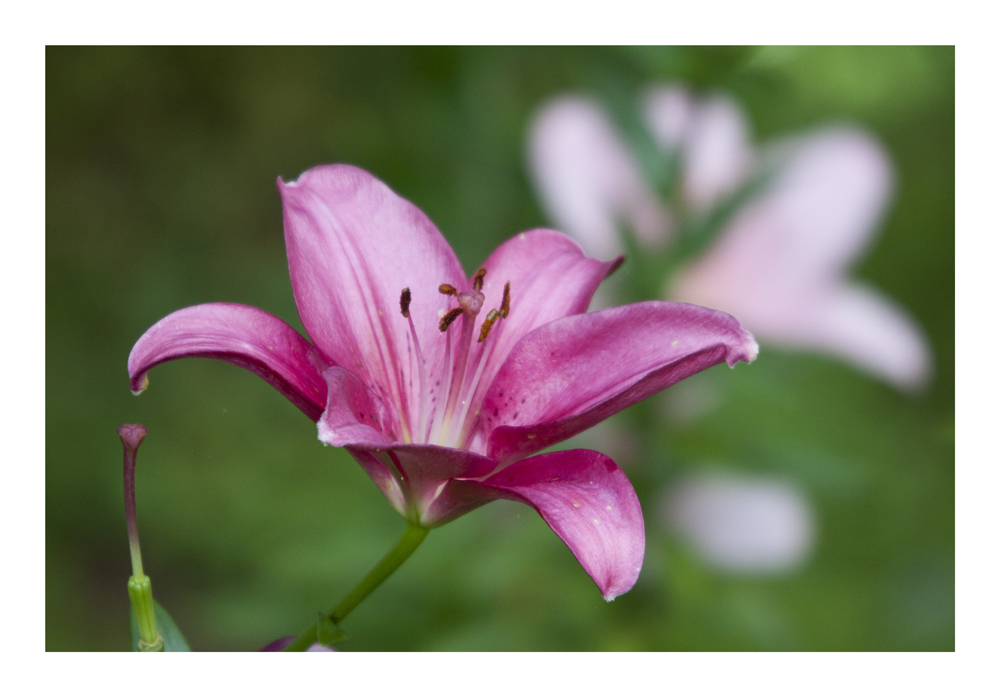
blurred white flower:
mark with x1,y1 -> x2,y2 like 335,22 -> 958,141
662,473 -> 815,573
644,86 -> 753,210
671,127 -> 932,390
528,96 -> 672,259
527,87 -> 933,390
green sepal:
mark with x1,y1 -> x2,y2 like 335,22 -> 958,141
127,575 -> 158,647
130,600 -> 191,652
316,613 -> 349,647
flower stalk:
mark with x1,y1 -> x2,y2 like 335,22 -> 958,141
119,423 -> 163,652
282,523 -> 429,651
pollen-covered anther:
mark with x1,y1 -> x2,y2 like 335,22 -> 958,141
472,267 -> 487,291
478,309 -> 500,343
438,283 -> 458,297
499,281 -> 511,318
399,287 -> 412,318
439,307 -> 463,332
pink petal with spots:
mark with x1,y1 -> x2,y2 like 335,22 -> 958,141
437,449 -> 644,600
480,301 -> 757,465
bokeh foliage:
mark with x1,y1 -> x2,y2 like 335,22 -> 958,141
46,46 -> 953,651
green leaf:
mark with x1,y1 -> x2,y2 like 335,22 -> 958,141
130,600 -> 191,651
316,613 -> 349,647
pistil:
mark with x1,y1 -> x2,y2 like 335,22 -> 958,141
438,289 -> 484,444
456,281 -> 511,448
408,271 -> 512,448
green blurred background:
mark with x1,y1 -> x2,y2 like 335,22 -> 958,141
46,46 -> 954,651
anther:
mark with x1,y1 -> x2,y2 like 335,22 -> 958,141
399,288 -> 411,318
499,281 -> 511,318
438,283 -> 458,297
439,307 -> 463,332
472,267 -> 487,291
478,309 -> 500,343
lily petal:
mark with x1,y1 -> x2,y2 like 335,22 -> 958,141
340,443 -> 498,523
528,97 -> 672,258
643,87 -> 753,211
436,450 -> 644,600
476,230 -> 622,342
480,301 -> 757,464
316,367 -> 496,520
642,85 -> 694,149
672,128 -> 892,304
278,164 -> 467,440
128,303 -> 332,421
315,366 -> 395,446
457,229 -> 622,451
677,94 -> 753,211
806,282 -> 932,391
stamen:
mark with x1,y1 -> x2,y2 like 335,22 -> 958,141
400,287 -> 428,443
428,326 -> 453,443
477,309 -> 500,343
438,283 -> 458,297
472,267 -> 487,291
499,281 -> 511,318
399,288 -> 411,318
439,307 -> 463,332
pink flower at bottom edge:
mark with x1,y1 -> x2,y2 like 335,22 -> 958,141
260,636 -> 333,652
127,165 -> 757,600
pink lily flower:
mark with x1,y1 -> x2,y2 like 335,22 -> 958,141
529,89 -> 932,390
128,165 -> 757,600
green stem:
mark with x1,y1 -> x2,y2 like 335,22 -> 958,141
282,522 -> 429,651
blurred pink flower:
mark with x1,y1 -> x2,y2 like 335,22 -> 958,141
128,164 -> 758,600
528,88 -> 932,390
662,473 -> 815,574
643,86 -> 753,211
529,97 -> 671,259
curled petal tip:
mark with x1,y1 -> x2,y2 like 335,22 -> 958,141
724,323 -> 759,367
474,450 -> 644,600
126,303 -> 330,421
130,373 -> 150,396
607,254 -> 625,276
602,564 -> 645,601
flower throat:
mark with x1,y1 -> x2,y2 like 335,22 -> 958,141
398,267 -> 511,448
